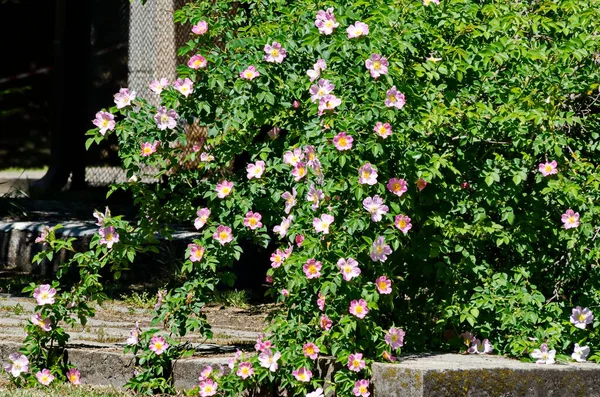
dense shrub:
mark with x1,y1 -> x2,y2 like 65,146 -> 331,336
6,0 -> 600,395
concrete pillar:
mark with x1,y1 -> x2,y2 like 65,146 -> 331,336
128,0 -> 178,104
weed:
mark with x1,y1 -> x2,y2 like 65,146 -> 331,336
212,289 -> 250,309
12,303 -> 23,315
119,291 -> 156,310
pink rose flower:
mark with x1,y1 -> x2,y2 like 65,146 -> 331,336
349,299 -> 369,319
149,335 -> 169,355
92,111 -> 116,135
188,243 -> 205,262
394,214 -> 412,234
303,258 -> 322,279
213,225 -> 233,245
333,132 -> 353,150
561,209 -> 580,229
292,367 -> 312,382
243,211 -> 263,230
315,7 -> 339,35
188,54 -> 207,69
141,141 -> 159,156
338,258 -> 361,281
240,65 -> 260,80
387,178 -> 407,197
538,160 -> 558,176
303,342 -> 320,360
385,86 -> 406,109
149,78 -> 169,94
365,54 -> 389,79
113,88 -> 136,108
376,276 -> 392,294
347,21 -> 369,38
374,122 -> 392,139
353,379 -> 370,397
194,208 -> 211,229
348,353 -> 366,372
173,77 -> 194,97
264,42 -> 287,63
216,180 -> 234,198
192,20 -> 208,35
247,160 -> 266,179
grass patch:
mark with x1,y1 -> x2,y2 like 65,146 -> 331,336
212,289 -> 250,309
118,291 -> 157,310
0,383 -> 133,397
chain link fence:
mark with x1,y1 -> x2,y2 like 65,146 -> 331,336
86,0 -> 205,187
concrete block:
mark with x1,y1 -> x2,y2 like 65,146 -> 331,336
372,353 -> 600,397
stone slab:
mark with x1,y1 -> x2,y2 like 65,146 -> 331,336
372,353 -> 600,397
0,220 -> 202,275
6,342 -> 599,396
0,341 -> 230,390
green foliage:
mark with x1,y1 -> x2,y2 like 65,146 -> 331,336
8,0 -> 600,395
91,0 -> 600,393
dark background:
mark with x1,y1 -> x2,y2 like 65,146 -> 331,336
0,0 -> 129,171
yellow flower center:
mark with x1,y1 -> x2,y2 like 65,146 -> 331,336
245,71 -> 254,78
219,231 -> 229,240
221,187 -> 230,194
298,167 -> 306,177
373,61 -> 381,70
376,246 -> 383,254
398,220 -> 406,228
249,218 -> 257,226
271,49 -> 280,57
69,374 -> 77,382
143,147 -> 152,154
569,216 -> 577,224
308,265 -> 317,274
305,347 -> 314,355
389,95 -> 396,102
360,386 -> 368,393
393,183 -> 401,191
325,20 -> 334,28
353,359 -> 361,367
154,342 -> 163,350
379,281 -> 388,290
338,137 -> 347,146
355,306 -> 364,314
579,314 -> 586,322
41,292 -> 49,300
101,119 -> 109,127
545,165 -> 553,172
161,114 -> 169,122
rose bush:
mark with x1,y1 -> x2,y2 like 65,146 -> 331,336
5,0 -> 600,395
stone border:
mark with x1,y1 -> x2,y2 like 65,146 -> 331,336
4,341 -> 600,396
0,341 -> 228,389
372,353 -> 600,397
